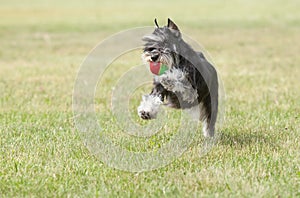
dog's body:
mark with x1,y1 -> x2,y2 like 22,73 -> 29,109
138,19 -> 218,137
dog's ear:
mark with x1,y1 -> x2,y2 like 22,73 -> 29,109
167,18 -> 179,31
154,18 -> 159,28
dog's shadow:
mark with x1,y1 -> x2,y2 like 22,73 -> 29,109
216,129 -> 278,149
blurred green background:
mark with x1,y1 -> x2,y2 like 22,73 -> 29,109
0,0 -> 299,197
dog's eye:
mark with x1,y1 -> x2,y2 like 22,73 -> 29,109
163,48 -> 171,53
147,47 -> 156,51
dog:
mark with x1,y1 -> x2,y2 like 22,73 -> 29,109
137,18 -> 218,137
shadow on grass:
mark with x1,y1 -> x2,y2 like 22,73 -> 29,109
217,129 -> 279,149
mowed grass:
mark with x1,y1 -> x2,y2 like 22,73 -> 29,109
1,0 -> 300,197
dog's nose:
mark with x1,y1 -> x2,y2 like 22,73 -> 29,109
151,54 -> 159,62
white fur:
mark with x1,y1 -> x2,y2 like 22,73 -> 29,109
141,52 -> 151,64
137,95 -> 162,119
173,44 -> 177,52
158,68 -> 198,103
159,53 -> 173,68
199,103 -> 213,137
202,120 -> 210,137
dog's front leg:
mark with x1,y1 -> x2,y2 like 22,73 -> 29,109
137,83 -> 166,120
159,68 -> 198,103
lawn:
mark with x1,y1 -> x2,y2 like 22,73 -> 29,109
0,0 -> 300,197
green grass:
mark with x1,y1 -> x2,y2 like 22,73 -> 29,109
1,0 -> 300,197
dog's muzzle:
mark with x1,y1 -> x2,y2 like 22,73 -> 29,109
151,54 -> 159,62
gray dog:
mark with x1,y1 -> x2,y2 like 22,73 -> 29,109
138,18 -> 218,137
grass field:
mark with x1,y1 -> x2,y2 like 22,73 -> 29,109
1,0 -> 300,197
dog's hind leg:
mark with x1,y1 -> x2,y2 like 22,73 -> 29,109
201,84 -> 218,137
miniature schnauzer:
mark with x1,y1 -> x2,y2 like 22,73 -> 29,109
137,18 -> 218,137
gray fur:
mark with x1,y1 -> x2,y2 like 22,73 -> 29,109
158,68 -> 198,103
138,18 -> 218,137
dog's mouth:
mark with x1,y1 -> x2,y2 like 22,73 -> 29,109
141,52 -> 170,75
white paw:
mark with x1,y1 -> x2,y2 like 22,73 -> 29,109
137,95 -> 162,120
202,121 -> 214,137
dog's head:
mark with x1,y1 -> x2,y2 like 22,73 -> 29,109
142,18 -> 182,68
